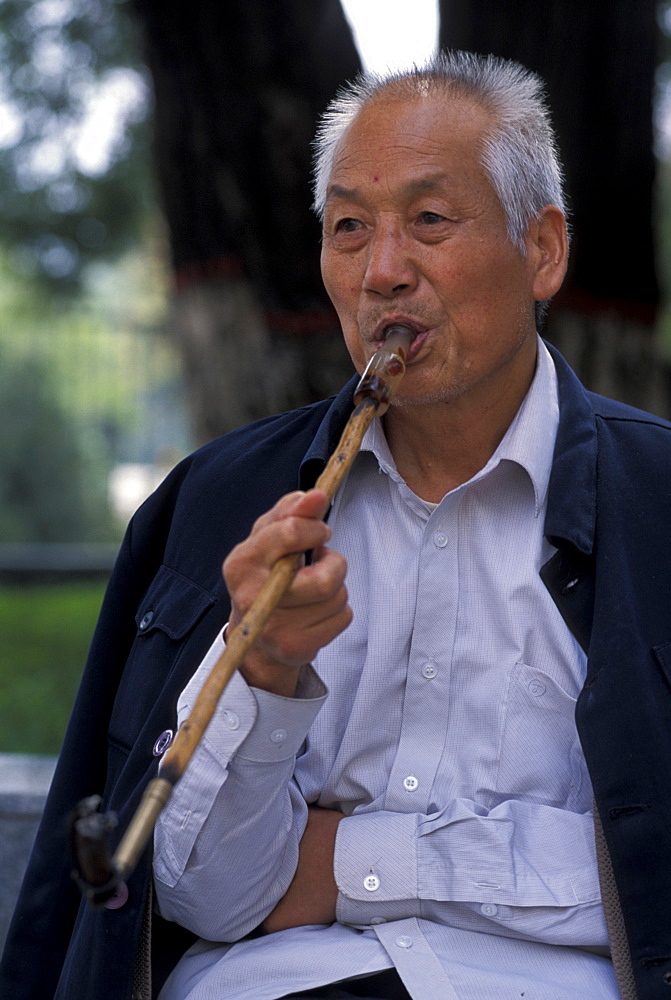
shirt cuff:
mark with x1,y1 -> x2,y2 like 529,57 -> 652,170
334,810 -> 419,925
176,629 -> 327,764
238,666 -> 327,763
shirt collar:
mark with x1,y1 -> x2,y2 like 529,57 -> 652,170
300,341 -> 598,555
359,336 -> 559,517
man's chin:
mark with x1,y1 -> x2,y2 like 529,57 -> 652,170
387,379 -> 469,410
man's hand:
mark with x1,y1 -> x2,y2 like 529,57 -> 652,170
223,489 -> 352,697
262,806 -> 345,933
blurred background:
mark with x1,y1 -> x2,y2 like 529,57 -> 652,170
0,0 -> 670,759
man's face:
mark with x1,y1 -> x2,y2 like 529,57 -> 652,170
320,94 -> 548,409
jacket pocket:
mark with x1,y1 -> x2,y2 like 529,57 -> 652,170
109,565 -> 217,751
133,564 -> 215,640
654,641 -> 671,692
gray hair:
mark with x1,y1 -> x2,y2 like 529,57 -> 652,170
312,50 -> 566,255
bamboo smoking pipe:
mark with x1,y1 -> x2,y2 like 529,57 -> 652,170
72,324 -> 414,905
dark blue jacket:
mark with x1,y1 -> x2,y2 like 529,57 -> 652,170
2,345 -> 671,999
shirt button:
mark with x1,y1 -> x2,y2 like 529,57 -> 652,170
403,775 -> 419,792
433,530 -> 448,548
480,903 -> 498,916
270,728 -> 287,743
370,917 -> 386,925
396,935 -> 413,949
222,710 -> 240,730
363,874 -> 380,892
421,661 -> 438,679
139,610 -> 154,630
152,729 -> 174,757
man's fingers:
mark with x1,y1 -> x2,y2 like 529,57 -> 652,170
252,489 -> 329,532
222,487 -> 348,682
260,587 -> 353,666
225,516 -> 332,592
277,547 -> 347,608
225,489 -> 331,586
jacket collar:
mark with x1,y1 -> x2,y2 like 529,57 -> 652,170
543,343 -> 597,554
299,375 -> 359,491
299,344 -> 598,555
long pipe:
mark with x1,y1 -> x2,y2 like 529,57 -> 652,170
72,324 -> 414,905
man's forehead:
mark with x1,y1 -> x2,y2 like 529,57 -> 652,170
324,94 -> 491,203
349,89 -> 487,135
333,92 -> 487,156
325,173 -> 456,205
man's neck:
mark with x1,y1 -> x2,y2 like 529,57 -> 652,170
382,350 -> 538,503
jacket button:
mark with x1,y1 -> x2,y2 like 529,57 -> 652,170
139,610 -> 154,631
153,729 -> 174,756
104,881 -> 129,910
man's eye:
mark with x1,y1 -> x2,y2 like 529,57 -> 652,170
335,218 -> 362,233
417,211 -> 446,225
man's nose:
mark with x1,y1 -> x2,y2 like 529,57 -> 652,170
362,222 -> 418,298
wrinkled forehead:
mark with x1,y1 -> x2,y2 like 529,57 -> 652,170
325,92 -> 494,192
333,91 -> 490,161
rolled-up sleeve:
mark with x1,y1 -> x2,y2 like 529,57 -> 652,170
153,630 -> 327,941
334,799 -> 607,947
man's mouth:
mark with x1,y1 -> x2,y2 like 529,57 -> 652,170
370,320 -> 430,361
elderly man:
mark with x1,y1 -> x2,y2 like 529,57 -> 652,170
3,51 -> 671,1000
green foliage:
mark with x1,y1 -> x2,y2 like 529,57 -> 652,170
0,2 -> 188,544
0,245 -> 187,542
657,158 -> 671,356
0,345 -> 115,541
658,3 -> 671,354
0,0 -> 152,292
0,582 -> 105,753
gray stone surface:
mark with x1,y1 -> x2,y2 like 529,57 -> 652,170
0,753 -> 57,953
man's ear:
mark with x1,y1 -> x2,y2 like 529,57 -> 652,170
527,205 -> 569,303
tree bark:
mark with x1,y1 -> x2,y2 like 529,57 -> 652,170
131,0 -> 361,443
439,0 -> 666,414
133,0 -> 667,437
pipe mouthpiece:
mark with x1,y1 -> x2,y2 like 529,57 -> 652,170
383,323 -> 414,348
353,324 -> 413,413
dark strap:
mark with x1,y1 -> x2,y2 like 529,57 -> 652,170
282,967 -> 412,999
593,802 -> 638,1000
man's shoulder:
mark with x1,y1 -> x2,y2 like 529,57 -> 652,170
135,387 -> 354,541
586,390 -> 671,468
193,396 -> 339,467
551,340 -> 671,459
587,389 -> 671,433
165,392 -> 346,499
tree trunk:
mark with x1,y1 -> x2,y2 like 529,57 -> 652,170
439,0 -> 666,415
131,0 -> 361,444
166,276 -> 356,445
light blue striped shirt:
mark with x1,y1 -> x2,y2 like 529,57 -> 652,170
154,340 -> 618,999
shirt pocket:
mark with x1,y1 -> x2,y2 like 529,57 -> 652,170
108,564 -> 217,752
494,662 -> 587,811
